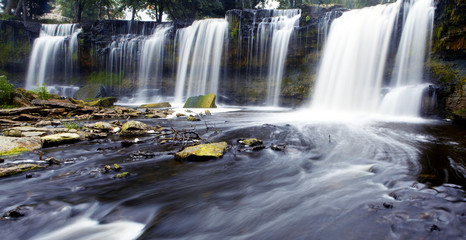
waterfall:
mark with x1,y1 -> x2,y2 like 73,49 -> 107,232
106,34 -> 143,88
25,24 -> 81,94
258,9 -> 300,106
380,0 -> 435,116
311,2 -> 401,113
174,19 -> 228,104
133,26 -> 171,103
311,0 -> 434,117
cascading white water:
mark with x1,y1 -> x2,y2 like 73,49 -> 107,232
25,24 -> 81,91
257,10 -> 300,106
106,34 -> 143,87
134,26 -> 171,103
311,2 -> 401,113
174,19 -> 228,104
311,0 -> 435,117
380,0 -> 435,116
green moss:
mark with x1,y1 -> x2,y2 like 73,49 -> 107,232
116,172 -> 129,178
0,164 -> 38,177
0,147 -> 29,156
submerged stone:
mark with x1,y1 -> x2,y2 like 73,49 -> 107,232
176,142 -> 228,161
183,93 -> 217,108
238,138 -> 263,146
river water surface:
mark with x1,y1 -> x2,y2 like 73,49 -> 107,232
0,108 -> 465,239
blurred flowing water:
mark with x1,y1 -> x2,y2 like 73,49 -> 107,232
0,109 -> 464,239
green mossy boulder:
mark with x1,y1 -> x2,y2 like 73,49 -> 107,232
139,102 -> 171,108
73,84 -> 108,100
83,97 -> 118,108
183,93 -> 217,108
176,142 -> 228,161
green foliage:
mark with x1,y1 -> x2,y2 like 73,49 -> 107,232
428,58 -> 465,94
0,75 -> 14,105
33,83 -> 51,100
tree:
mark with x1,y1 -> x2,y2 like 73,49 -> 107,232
56,0 -> 123,22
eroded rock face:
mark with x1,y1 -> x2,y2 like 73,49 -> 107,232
175,142 -> 228,161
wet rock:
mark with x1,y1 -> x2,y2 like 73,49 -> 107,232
113,163 -> 121,171
145,112 -> 167,118
121,121 -> 153,132
139,102 -> 171,108
271,144 -> 287,151
238,138 -> 263,146
176,142 -> 228,161
32,99 -> 78,109
85,121 -> 114,131
0,107 -> 43,116
45,157 -> 61,165
2,205 -> 33,219
0,136 -> 42,155
42,133 -> 80,147
82,97 -> 118,107
383,202 -> 393,209
187,115 -> 201,121
103,165 -> 111,172
0,164 -> 39,177
176,113 -> 186,117
35,120 -> 52,127
183,93 -> 217,108
12,113 -> 41,121
130,150 -> 156,159
205,110 -> 211,115
115,172 -> 129,178
73,84 -> 108,100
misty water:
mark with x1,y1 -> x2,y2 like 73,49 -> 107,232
0,109 -> 465,239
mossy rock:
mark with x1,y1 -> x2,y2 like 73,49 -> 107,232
187,116 -> 201,121
73,84 -> 108,100
139,102 -> 171,108
83,97 -> 118,108
183,93 -> 217,108
0,164 -> 39,177
238,138 -> 263,146
176,142 -> 228,161
0,147 -> 28,156
121,121 -> 152,132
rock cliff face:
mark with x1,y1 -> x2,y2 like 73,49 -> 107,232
430,0 -> 466,123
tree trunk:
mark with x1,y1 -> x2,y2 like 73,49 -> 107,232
5,0 -> 14,15
75,0 -> 84,23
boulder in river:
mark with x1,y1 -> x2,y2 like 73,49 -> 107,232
73,84 -> 108,100
139,102 -> 171,108
121,121 -> 153,132
183,93 -> 217,108
41,133 -> 80,146
176,142 -> 228,161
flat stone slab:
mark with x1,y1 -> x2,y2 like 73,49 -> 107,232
0,136 -> 43,155
41,133 -> 80,147
0,107 -> 43,116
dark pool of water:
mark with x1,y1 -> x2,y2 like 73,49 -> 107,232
0,109 -> 465,240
